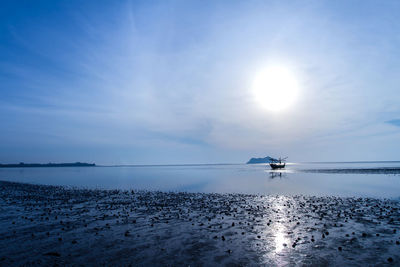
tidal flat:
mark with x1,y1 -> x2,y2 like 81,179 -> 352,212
1,180 -> 400,266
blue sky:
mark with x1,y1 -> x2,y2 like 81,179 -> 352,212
1,0 -> 400,164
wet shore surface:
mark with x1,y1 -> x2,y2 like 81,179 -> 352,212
1,180 -> 400,266
301,167 -> 400,175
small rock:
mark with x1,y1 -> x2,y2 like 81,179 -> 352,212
44,252 -> 60,257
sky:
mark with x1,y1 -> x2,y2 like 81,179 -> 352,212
1,0 -> 400,164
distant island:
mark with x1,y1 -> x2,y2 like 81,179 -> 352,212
0,162 -> 96,168
246,156 -> 276,164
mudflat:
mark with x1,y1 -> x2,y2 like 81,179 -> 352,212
0,180 -> 399,266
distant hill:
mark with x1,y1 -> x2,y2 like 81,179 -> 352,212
0,162 -> 96,168
246,157 -> 277,164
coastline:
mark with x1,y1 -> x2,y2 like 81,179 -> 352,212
0,163 -> 96,168
1,180 -> 400,266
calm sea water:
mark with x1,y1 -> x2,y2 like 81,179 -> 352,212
1,162 -> 400,198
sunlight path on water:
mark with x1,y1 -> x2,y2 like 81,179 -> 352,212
273,198 -> 291,254
271,196 -> 292,266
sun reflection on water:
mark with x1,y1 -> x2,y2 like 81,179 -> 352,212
272,197 -> 291,254
258,196 -> 293,265
274,227 -> 289,253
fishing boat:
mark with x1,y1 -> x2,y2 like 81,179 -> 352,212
269,157 -> 287,169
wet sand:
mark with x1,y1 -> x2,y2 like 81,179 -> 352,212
0,180 -> 400,266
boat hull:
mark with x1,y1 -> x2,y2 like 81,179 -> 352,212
270,163 -> 286,169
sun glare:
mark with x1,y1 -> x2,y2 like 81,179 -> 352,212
252,66 -> 299,112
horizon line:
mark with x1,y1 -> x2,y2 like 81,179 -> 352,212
98,160 -> 400,167
1,160 -> 400,168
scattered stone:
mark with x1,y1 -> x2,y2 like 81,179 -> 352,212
44,252 -> 61,257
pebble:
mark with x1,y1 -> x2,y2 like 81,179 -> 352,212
44,252 -> 61,257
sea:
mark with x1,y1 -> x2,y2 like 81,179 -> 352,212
1,161 -> 400,198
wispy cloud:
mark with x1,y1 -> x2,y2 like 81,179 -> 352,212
386,119 -> 400,127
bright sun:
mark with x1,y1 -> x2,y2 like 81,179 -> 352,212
252,66 -> 299,112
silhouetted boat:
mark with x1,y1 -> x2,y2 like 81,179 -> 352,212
269,157 -> 287,169
270,162 -> 286,169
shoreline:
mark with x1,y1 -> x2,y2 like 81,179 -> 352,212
1,180 -> 400,266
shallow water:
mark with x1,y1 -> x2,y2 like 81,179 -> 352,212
1,162 -> 400,198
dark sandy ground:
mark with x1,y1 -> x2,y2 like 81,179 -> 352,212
1,180 -> 400,266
